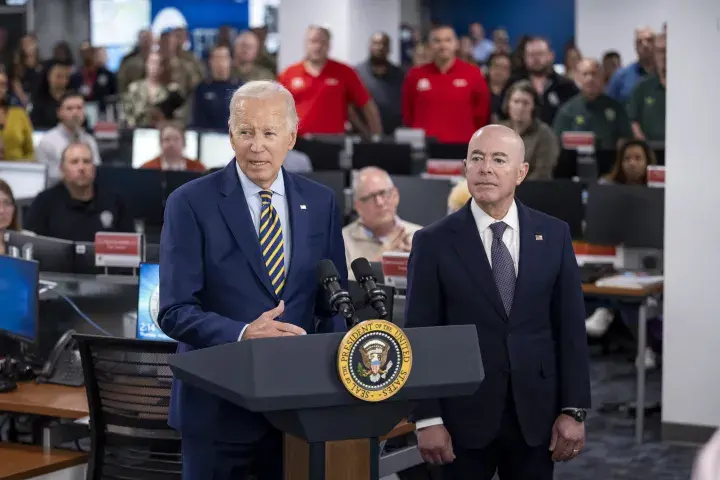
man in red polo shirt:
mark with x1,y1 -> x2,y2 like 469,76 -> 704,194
402,25 -> 491,144
279,26 -> 382,136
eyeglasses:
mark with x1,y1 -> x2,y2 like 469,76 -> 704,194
357,188 -> 394,204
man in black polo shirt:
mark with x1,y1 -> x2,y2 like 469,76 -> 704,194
25,142 -> 134,242
500,37 -> 578,125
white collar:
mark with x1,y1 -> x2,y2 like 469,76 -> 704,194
235,161 -> 286,199
470,199 -> 519,234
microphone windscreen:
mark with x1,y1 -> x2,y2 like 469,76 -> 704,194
350,257 -> 375,280
317,259 -> 340,284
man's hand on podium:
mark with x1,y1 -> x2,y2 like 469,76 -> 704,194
242,301 -> 307,340
416,424 -> 456,466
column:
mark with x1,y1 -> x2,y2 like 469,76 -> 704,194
278,0 -> 400,71
662,0 -> 720,441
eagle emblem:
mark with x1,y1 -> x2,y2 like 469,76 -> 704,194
357,339 -> 394,383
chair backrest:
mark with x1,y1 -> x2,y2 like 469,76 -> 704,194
75,334 -> 181,480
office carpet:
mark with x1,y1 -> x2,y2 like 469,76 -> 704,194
554,349 -> 699,480
391,348 -> 701,480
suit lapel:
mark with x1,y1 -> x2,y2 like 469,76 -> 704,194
217,163 -> 277,300
511,201 -> 540,319
282,170 -> 308,300
450,204 -> 508,320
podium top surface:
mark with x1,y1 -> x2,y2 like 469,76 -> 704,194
169,324 -> 484,413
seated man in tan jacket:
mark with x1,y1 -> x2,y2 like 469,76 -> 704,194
343,167 -> 422,278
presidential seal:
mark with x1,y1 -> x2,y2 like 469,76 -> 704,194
337,319 -> 412,402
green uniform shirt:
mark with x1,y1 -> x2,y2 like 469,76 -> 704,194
627,75 -> 666,142
553,93 -> 633,150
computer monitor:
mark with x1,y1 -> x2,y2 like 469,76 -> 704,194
144,243 -> 160,263
96,166 -> 164,227
165,170 -> 204,198
32,131 -> 46,148
426,142 -> 467,160
352,142 -> 417,175
199,132 -> 236,170
4,231 -> 75,273
0,255 -> 39,344
293,138 -> 344,171
515,180 -> 585,239
0,161 -> 47,200
391,175 -> 452,227
136,263 -> 173,342
554,149 -> 617,179
73,242 -> 101,275
584,184 -> 664,249
132,128 -> 199,168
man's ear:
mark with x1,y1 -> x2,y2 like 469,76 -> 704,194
288,130 -> 297,151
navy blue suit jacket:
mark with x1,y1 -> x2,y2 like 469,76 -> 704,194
405,200 -> 591,449
158,161 -> 347,443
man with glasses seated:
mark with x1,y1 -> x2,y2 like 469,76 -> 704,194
343,166 -> 421,279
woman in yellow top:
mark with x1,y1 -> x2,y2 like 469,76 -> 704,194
0,70 -> 34,160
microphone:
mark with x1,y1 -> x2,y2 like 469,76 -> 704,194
351,257 -> 388,319
317,259 -> 356,326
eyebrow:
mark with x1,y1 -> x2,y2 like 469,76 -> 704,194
469,149 -> 509,157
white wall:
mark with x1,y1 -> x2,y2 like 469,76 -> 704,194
662,0 -> 720,429
575,0 -> 667,63
278,0 -> 400,71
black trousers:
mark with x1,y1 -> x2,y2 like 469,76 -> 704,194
445,393 -> 554,480
182,429 -> 283,480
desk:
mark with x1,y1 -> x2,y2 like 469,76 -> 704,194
0,383 -> 88,419
582,282 -> 663,445
0,444 -> 86,480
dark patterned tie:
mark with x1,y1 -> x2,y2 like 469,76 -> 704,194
258,190 -> 285,296
489,222 -> 516,315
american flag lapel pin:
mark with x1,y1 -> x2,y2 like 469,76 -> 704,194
535,234 -> 543,241
300,205 -> 307,210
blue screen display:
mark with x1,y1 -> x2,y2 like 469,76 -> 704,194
0,255 -> 38,342
137,263 -> 174,341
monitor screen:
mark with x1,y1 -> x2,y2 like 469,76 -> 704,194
136,263 -> 173,341
0,161 -> 47,199
132,128 -> 199,168
199,132 -> 236,170
0,255 -> 39,343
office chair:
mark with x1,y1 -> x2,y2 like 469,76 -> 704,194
75,334 -> 181,480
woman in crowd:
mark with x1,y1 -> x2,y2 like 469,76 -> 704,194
10,34 -> 43,106
458,36 -> 478,65
564,43 -> 583,86
140,121 -> 205,172
0,71 -> 34,160
0,179 -> 19,255
600,139 -> 657,185
500,80 -> 559,179
29,60 -> 73,129
123,51 -> 182,128
486,53 -> 511,121
587,139 -> 660,368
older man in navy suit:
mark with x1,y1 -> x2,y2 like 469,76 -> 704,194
405,125 -> 591,479
158,80 -> 347,479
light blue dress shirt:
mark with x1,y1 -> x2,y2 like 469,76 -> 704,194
235,162 -> 292,270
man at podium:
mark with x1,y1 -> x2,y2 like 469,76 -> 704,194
405,125 -> 591,479
158,81 -> 347,479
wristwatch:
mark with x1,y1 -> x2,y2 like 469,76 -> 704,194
561,408 -> 587,423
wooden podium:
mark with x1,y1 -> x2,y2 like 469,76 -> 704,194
284,421 -> 415,480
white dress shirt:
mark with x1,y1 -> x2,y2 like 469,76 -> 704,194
236,163 -> 291,340
415,200 -> 520,430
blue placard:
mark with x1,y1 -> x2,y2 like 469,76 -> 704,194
136,263 -> 174,341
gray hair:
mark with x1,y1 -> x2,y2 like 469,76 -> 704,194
228,81 -> 299,134
352,166 -> 394,195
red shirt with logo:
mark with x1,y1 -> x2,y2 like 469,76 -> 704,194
279,60 -> 371,135
402,59 -> 491,144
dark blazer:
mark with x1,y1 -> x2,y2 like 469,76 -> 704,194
405,200 -> 591,449
159,161 -> 347,443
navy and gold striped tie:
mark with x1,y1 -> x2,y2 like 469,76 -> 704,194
259,190 -> 285,296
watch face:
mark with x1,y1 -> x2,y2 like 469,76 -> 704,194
149,286 -> 160,328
